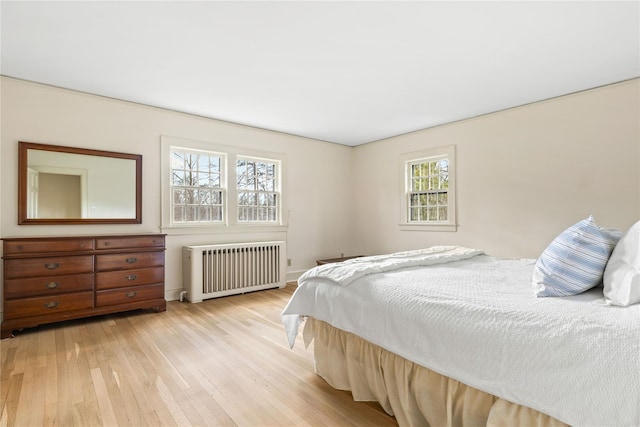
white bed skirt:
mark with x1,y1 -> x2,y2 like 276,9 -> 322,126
305,318 -> 568,427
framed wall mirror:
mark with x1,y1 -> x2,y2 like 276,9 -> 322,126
18,141 -> 142,224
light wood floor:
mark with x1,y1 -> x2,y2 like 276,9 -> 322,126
0,285 -> 397,427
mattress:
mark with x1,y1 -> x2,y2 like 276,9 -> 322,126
282,250 -> 640,426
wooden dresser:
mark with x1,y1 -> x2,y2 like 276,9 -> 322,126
2,234 -> 166,338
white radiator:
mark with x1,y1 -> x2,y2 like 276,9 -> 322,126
182,241 -> 286,303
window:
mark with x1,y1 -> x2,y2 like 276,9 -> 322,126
408,157 -> 448,222
161,136 -> 286,232
237,157 -> 280,222
400,145 -> 456,231
170,148 -> 224,224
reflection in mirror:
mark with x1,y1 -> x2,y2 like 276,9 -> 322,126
19,142 -> 142,225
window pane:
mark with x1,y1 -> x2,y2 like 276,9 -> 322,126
429,161 -> 438,175
197,172 -> 210,187
185,206 -> 197,222
428,207 -> 437,221
185,154 -> 197,169
171,170 -> 185,186
173,189 -> 186,205
438,206 -> 448,221
171,152 -> 185,169
212,206 -> 222,221
212,191 -> 221,205
264,178 -> 274,191
429,176 -> 439,190
197,155 -> 210,171
173,206 -> 184,222
440,174 -> 449,189
186,189 -> 198,204
200,190 -> 212,205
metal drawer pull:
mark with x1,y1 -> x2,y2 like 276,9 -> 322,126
126,274 -> 137,281
45,262 -> 60,270
45,301 -> 59,309
126,291 -> 137,298
126,257 -> 138,264
46,282 -> 58,289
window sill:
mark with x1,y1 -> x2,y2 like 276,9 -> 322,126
399,223 -> 457,232
161,224 -> 288,235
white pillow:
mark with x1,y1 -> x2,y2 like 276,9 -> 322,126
532,216 -> 622,297
603,220 -> 640,306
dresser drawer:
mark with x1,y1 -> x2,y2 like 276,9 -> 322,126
95,235 -> 165,250
3,291 -> 94,320
4,256 -> 94,279
3,238 -> 94,256
95,252 -> 164,272
95,267 -> 164,290
95,284 -> 164,307
5,273 -> 94,299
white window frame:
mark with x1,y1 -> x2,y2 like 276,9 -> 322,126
236,155 -> 282,224
168,147 -> 226,226
160,136 -> 287,234
399,145 -> 456,232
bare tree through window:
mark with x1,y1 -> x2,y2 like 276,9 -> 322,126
237,158 -> 278,222
171,149 -> 223,223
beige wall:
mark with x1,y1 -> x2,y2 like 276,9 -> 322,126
352,79 -> 640,258
1,77 -> 638,317
0,77 -> 355,307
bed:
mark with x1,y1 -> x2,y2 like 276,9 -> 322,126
281,236 -> 640,426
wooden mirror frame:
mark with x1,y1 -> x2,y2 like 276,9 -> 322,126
18,141 -> 142,225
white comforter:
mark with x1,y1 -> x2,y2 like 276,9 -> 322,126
281,248 -> 640,427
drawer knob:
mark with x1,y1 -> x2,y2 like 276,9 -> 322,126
45,301 -> 59,309
46,282 -> 58,289
126,274 -> 137,281
126,257 -> 138,264
126,291 -> 137,298
45,262 -> 60,270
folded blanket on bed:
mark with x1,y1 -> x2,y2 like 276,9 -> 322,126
298,246 -> 484,287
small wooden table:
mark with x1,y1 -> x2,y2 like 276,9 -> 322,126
316,255 -> 364,266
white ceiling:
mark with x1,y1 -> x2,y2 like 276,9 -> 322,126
1,1 -> 639,146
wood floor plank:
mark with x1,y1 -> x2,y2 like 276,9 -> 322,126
0,284 -> 397,426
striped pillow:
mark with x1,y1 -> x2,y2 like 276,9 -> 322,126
532,216 -> 622,297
